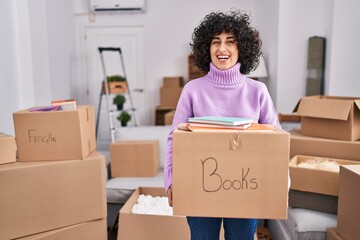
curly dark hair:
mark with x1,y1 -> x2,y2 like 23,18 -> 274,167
190,9 -> 262,74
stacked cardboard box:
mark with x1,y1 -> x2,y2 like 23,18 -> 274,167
291,96 -> 360,239
159,76 -> 183,108
0,105 -> 107,240
0,133 -> 17,165
156,76 -> 183,125
188,54 -> 206,81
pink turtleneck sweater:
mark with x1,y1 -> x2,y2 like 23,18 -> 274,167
164,63 -> 281,191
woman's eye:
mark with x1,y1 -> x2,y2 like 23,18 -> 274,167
227,40 -> 236,45
212,41 -> 220,45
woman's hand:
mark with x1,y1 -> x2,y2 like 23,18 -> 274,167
167,185 -> 173,207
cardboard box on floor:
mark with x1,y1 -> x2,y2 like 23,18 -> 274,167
289,129 -> 360,161
327,228 -> 344,240
289,155 -> 360,196
294,95 -> 360,141
110,140 -> 159,177
118,187 -> 191,240
337,165 -> 360,240
17,218 -> 107,240
0,133 -> 17,165
0,152 -> 106,240
13,105 -> 96,161
172,128 -> 290,219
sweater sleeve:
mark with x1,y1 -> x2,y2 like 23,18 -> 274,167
258,84 -> 281,129
164,85 -> 193,191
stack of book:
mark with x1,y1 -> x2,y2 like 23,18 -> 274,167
178,116 -> 274,132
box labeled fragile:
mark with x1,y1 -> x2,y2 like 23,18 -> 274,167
289,129 -> 360,161
13,105 -> 96,161
0,152 -> 106,240
294,95 -> 360,141
118,187 -> 190,240
0,133 -> 17,165
110,140 -> 159,177
173,128 -> 290,219
337,165 -> 360,240
289,155 -> 360,196
17,218 -> 107,240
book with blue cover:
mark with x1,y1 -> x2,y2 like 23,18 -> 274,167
188,116 -> 253,126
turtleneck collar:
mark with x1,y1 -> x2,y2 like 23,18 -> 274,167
205,62 -> 246,87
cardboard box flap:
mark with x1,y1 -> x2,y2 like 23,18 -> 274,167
295,96 -> 354,120
355,99 -> 360,110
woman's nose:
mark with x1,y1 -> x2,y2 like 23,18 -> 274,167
219,43 -> 227,53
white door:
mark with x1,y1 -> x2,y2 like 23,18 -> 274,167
85,26 -> 145,145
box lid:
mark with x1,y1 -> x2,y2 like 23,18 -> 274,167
294,96 -> 360,121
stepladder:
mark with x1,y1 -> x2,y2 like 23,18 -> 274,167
95,47 -> 140,143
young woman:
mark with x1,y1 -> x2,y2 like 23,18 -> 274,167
164,9 -> 281,240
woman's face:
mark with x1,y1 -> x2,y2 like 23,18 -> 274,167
210,32 -> 239,70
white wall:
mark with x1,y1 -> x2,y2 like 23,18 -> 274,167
327,0 -> 360,96
276,0 -> 331,113
0,0 -> 75,135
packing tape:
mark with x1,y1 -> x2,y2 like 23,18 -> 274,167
230,132 -> 242,150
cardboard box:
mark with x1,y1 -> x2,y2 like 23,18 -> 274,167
289,129 -> 360,161
327,228 -> 344,240
173,128 -> 290,219
155,106 -> 175,125
160,87 -> 183,108
110,140 -> 159,177
163,76 -> 184,87
0,133 -> 17,165
0,152 -> 107,239
13,105 -> 96,161
164,110 -> 175,125
118,187 -> 190,240
294,95 -> 360,141
289,155 -> 360,196
337,165 -> 360,240
17,218 -> 107,240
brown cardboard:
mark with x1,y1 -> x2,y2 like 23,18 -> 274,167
173,128 -> 290,219
0,133 -> 17,165
290,129 -> 360,161
337,165 -> 360,240
289,155 -> 360,196
0,152 -> 107,240
118,187 -> 190,240
13,105 -> 96,161
110,140 -> 159,177
102,81 -> 127,94
164,110 -> 175,125
160,87 -> 183,108
17,218 -> 107,240
294,95 -> 360,141
327,228 -> 344,240
163,76 -> 184,87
